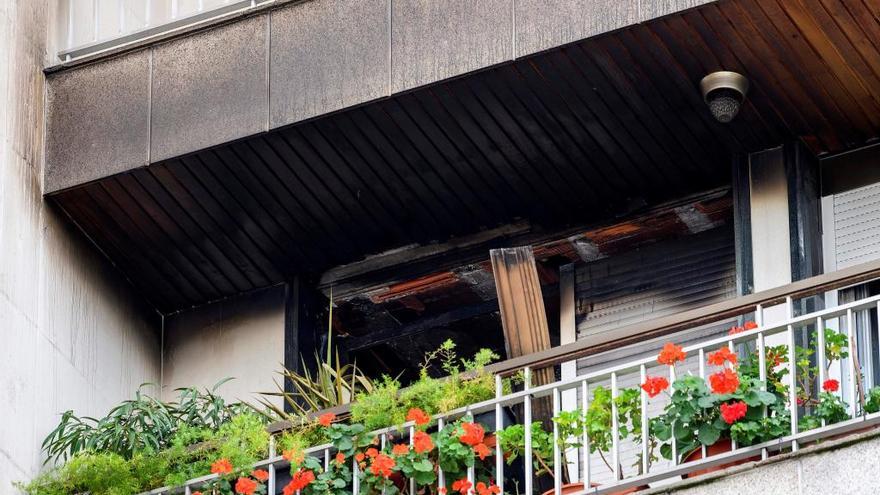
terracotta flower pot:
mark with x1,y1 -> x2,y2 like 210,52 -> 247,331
540,482 -> 645,495
682,437 -> 760,478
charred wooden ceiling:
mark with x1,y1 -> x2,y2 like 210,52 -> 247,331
51,0 -> 880,314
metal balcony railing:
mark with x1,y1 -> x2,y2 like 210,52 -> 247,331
144,258 -> 880,495
56,0 -> 270,62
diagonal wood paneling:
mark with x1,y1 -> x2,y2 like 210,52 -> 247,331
51,0 -> 880,313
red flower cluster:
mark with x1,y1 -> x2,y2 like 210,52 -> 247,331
823,378 -> 840,392
251,469 -> 269,482
406,407 -> 431,426
720,401 -> 748,424
392,443 -> 410,455
459,422 -> 485,446
641,376 -> 669,398
369,453 -> 396,478
475,482 -> 501,495
413,430 -> 434,454
210,458 -> 233,475
318,412 -> 336,427
366,447 -> 379,458
473,442 -> 491,460
729,321 -> 758,335
452,478 -> 472,495
709,368 -> 740,395
335,452 -> 346,465
657,343 -> 686,366
707,346 -> 738,366
235,477 -> 258,495
355,452 -> 365,462
283,470 -> 315,495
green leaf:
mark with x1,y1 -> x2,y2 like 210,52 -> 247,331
697,424 -> 721,446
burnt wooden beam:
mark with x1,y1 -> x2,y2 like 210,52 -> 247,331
342,299 -> 500,352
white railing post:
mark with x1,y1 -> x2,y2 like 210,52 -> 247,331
698,348 -> 708,460
552,387 -> 561,495
437,417 -> 445,491
268,436 -> 276,495
582,380 -> 591,491
817,316 -> 827,428
494,375 -> 504,494
757,329 -> 768,459
846,308 -> 858,417
524,367 -> 533,495
639,364 -> 649,475
611,372 -> 620,482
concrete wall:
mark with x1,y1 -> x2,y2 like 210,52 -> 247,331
645,430 -> 880,495
44,0 -> 717,193
0,1 -> 162,493
161,286 -> 285,408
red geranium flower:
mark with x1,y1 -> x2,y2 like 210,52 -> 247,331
392,443 -> 409,456
823,378 -> 840,392
355,452 -> 365,462
366,447 -> 379,458
235,477 -> 258,495
459,422 -> 485,446
369,453 -> 396,478
475,482 -> 501,495
439,488 -> 448,495
473,442 -> 491,460
335,452 -> 345,465
720,401 -> 748,424
744,321 -> 758,330
318,412 -> 336,427
707,346 -> 738,366
413,430 -> 434,454
193,492 -> 203,495
729,325 -> 744,335
709,368 -> 740,395
211,458 -> 233,475
640,376 -> 669,398
657,343 -> 686,365
251,469 -> 269,482
406,408 -> 431,426
284,470 -> 315,495
452,478 -> 472,495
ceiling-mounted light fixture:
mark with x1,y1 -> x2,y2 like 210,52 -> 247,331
700,71 -> 749,123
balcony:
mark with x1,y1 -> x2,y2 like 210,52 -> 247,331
129,259 -> 880,495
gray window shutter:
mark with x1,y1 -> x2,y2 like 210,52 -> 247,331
827,181 -> 880,270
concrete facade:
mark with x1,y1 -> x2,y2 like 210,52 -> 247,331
0,1 -> 161,493
644,430 -> 880,495
160,286 -> 285,408
43,0 -> 718,193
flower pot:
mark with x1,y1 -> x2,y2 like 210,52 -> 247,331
682,437 -> 760,478
540,482 -> 645,495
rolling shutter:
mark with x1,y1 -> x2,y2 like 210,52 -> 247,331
827,181 -> 880,270
575,226 -> 737,344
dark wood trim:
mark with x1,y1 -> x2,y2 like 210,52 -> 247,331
786,141 -> 823,283
732,152 -> 754,296
820,143 -> 880,196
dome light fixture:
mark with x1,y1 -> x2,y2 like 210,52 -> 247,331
700,71 -> 749,123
